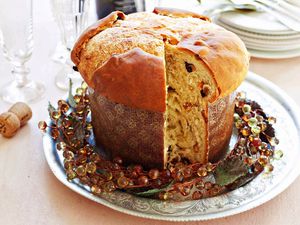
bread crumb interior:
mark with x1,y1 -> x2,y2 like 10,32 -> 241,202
164,43 -> 217,168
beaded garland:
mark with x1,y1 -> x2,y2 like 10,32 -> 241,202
39,81 -> 283,201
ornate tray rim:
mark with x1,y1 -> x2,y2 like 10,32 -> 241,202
42,71 -> 300,221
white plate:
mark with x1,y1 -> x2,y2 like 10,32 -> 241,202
216,19 -> 300,41
249,47 -> 300,58
287,0 -> 300,7
245,42 -> 300,51
218,11 -> 299,35
42,72 -> 300,221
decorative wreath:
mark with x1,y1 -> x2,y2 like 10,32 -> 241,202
39,81 -> 283,201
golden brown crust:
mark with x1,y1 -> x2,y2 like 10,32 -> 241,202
93,48 -> 166,112
153,7 -> 211,22
177,30 -> 249,98
71,11 -> 126,65
74,27 -> 165,90
72,10 -> 248,108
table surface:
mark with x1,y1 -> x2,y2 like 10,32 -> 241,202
1,1 -> 300,225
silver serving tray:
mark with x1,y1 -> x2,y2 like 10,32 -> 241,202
42,71 -> 300,221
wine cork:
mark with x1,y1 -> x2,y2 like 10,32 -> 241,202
8,102 -> 32,126
0,112 -> 21,138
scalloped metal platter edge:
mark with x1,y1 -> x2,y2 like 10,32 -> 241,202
42,71 -> 300,221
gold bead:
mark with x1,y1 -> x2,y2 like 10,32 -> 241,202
237,92 -> 246,100
76,88 -> 84,96
62,119 -> 72,128
244,157 -> 254,165
192,191 -> 202,200
248,117 -> 258,127
206,163 -> 214,172
51,111 -> 61,120
81,81 -> 88,90
86,123 -> 93,130
268,117 -> 276,124
64,160 -> 75,170
264,164 -> 274,173
86,162 -> 97,174
274,150 -> 283,160
66,127 -> 74,136
242,112 -> 251,122
195,180 -> 205,190
103,181 -> 116,192
74,95 -> 81,103
235,120 -> 243,129
197,167 -> 207,177
180,186 -> 191,196
258,156 -> 268,166
76,155 -> 87,164
242,104 -> 251,113
148,169 -> 160,179
56,142 -> 67,151
76,165 -> 87,176
51,129 -> 60,139
91,185 -> 102,195
104,171 -> 113,181
159,191 -> 169,200
138,176 -> 149,185
90,153 -> 100,163
63,151 -> 74,160
251,126 -> 261,135
117,176 -> 129,188
268,137 -> 279,146
204,182 -> 213,190
38,121 -> 47,131
66,170 -> 76,180
58,100 -> 70,113
260,122 -> 267,131
241,127 -> 251,136
233,113 -> 240,122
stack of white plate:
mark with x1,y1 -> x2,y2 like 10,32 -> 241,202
215,10 -> 300,59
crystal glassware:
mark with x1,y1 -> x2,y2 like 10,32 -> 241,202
0,0 -> 45,103
51,0 -> 90,90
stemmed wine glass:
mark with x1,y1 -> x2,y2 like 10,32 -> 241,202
0,0 -> 45,103
51,0 -> 90,90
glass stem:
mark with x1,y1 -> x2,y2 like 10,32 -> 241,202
12,63 -> 30,87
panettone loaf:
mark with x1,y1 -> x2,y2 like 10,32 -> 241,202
71,8 -> 249,169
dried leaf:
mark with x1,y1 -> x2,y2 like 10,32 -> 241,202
68,79 -> 77,108
135,181 -> 174,197
264,123 -> 275,137
227,164 -> 263,190
48,102 -> 56,117
214,157 -> 249,186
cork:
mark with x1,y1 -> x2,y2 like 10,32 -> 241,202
8,102 -> 32,126
0,112 -> 21,138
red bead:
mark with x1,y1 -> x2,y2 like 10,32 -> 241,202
113,156 -> 123,164
138,176 -> 149,185
133,165 -> 143,174
252,138 -> 262,147
148,169 -> 159,180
